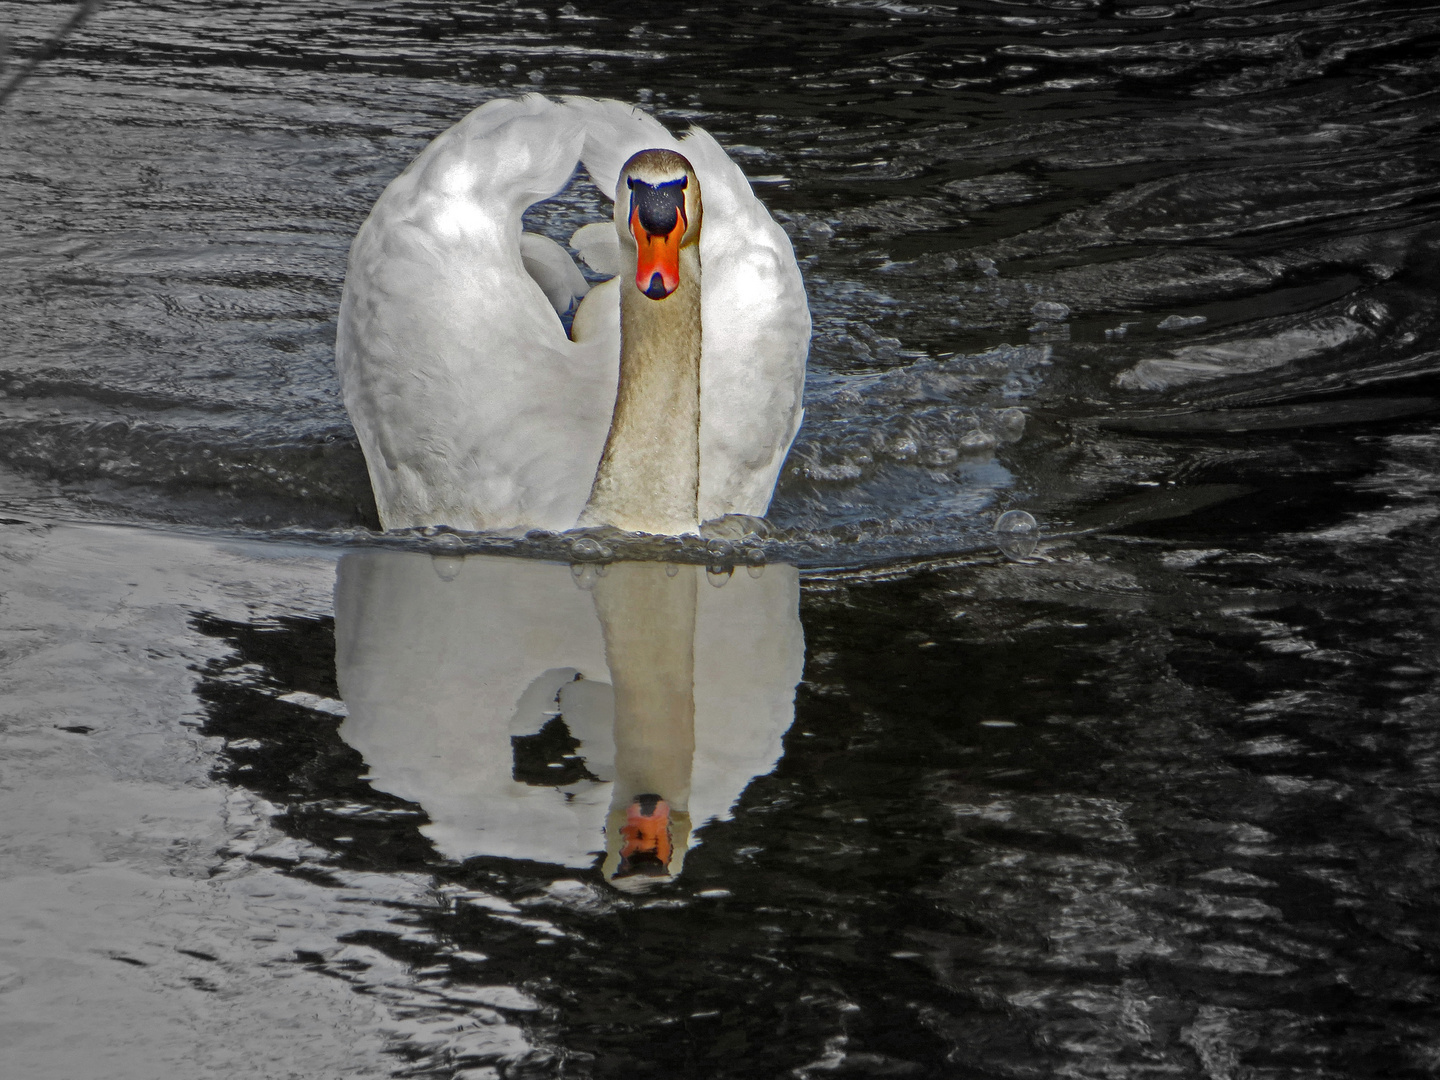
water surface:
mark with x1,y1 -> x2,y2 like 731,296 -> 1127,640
2,1 -> 1440,1076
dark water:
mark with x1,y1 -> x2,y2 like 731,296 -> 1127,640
4,0 -> 1440,1076
185,499 -> 1440,1078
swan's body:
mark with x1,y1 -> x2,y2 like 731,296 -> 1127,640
336,95 -> 809,534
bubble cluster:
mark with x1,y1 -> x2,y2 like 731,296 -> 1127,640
781,346 -> 1045,490
569,536 -> 613,562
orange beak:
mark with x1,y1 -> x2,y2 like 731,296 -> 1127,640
630,203 -> 684,300
618,795 -> 673,874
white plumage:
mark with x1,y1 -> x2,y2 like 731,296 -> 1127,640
336,94 -> 809,533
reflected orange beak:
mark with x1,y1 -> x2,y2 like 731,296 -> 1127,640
618,795 -> 673,875
630,203 -> 683,300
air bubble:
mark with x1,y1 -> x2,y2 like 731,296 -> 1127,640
1030,300 -> 1070,321
996,509 -> 1036,531
808,462 -> 864,482
706,538 -> 734,560
889,436 -> 919,460
959,430 -> 997,454
429,533 -> 465,581
995,407 -> 1026,441
1157,314 -> 1206,330
570,537 -> 604,560
995,509 -> 1039,561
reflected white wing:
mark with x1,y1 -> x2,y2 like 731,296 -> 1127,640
691,564 -> 806,828
335,552 -> 613,867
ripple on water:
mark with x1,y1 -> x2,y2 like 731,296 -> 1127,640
0,0 -> 1434,564
5,8 -> 1440,1071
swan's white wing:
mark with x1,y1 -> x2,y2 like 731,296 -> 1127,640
569,276 -> 620,348
680,126 -> 810,520
570,221 -> 623,276
561,95 -> 682,196
520,232 -> 590,315
337,95 -> 615,532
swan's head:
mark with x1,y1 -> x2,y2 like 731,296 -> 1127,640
616,149 -> 702,302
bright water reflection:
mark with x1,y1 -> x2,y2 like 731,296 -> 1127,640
334,552 -> 803,890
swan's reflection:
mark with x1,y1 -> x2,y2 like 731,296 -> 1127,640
334,551 -> 803,890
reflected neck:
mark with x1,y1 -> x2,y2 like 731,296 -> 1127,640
580,244 -> 702,535
592,561 -> 698,887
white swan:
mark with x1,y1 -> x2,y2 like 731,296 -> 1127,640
336,94 -> 810,535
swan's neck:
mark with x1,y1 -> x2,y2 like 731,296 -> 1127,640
580,244 -> 702,535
